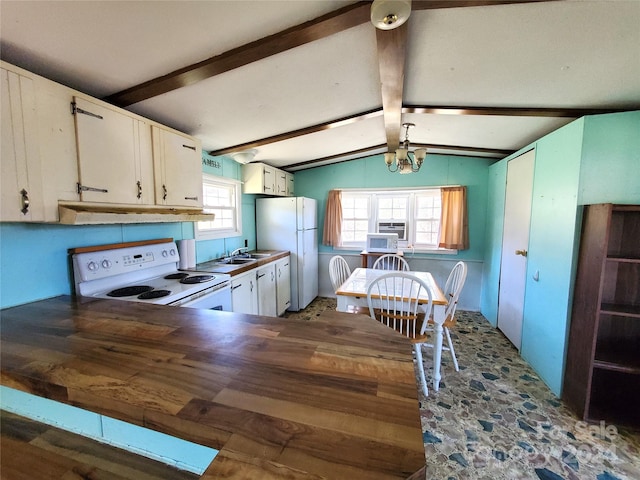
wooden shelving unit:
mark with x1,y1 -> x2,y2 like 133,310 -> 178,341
563,204 -> 640,428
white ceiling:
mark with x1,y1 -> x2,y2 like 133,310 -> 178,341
2,0 -> 639,171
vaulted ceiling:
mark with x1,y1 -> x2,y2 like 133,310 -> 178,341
1,1 -> 639,171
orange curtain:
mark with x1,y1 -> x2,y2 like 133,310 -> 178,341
322,190 -> 342,246
439,186 -> 469,250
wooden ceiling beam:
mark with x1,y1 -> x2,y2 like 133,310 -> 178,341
402,105 -> 634,117
104,2 -> 372,107
375,23 -> 408,152
209,108 -> 382,156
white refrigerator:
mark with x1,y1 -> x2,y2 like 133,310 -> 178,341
256,197 -> 318,311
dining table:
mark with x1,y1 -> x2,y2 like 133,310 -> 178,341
335,268 -> 448,392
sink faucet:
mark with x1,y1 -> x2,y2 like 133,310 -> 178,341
229,247 -> 249,258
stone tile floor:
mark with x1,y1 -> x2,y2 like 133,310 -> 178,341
285,297 -> 640,480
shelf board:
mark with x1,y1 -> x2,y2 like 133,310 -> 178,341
599,303 -> 640,318
593,359 -> 640,374
606,255 -> 640,264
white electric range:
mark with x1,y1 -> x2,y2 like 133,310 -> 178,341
72,241 -> 231,310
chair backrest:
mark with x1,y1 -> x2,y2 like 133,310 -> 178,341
366,272 -> 433,339
443,261 -> 467,321
371,254 -> 410,271
329,255 -> 351,292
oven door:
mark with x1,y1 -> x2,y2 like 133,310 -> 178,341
170,283 -> 232,311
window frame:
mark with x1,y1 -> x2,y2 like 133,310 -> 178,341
194,174 -> 242,241
336,187 -> 457,254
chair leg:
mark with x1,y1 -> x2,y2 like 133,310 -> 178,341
414,344 -> 429,398
444,327 -> 459,372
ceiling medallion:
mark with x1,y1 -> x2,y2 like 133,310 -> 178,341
370,0 -> 412,30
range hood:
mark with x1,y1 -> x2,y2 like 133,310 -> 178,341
58,201 -> 214,225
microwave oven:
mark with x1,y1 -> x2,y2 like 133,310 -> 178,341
366,233 -> 399,253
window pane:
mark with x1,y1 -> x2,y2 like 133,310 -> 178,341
196,175 -> 242,240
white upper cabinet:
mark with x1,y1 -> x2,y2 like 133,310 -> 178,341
286,172 -> 295,197
1,68 -> 45,222
276,170 -> 287,196
73,96 -> 154,205
242,162 -> 293,197
152,126 -> 203,208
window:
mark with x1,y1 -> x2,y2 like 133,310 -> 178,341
339,188 -> 450,252
195,174 -> 242,240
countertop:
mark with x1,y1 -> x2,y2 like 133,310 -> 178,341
0,296 -> 425,479
192,250 -> 289,276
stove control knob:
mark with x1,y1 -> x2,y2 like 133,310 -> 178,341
101,259 -> 112,269
170,248 -> 176,256
87,261 -> 99,272
162,250 -> 168,257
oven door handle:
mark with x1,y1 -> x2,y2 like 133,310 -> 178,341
169,282 -> 231,307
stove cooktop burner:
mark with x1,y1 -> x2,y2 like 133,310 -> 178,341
107,285 -> 153,297
180,275 -> 214,284
164,273 -> 190,280
137,289 -> 172,300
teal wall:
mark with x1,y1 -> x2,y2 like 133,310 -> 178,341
295,153 -> 493,262
0,153 -> 256,309
480,160 -> 507,326
481,111 -> 640,396
520,120 -> 584,397
579,110 -> 640,205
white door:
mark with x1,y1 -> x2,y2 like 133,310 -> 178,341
498,149 -> 535,349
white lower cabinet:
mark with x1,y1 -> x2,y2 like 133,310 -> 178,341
231,270 -> 258,315
256,263 -> 277,317
276,257 -> 291,315
230,256 -> 290,317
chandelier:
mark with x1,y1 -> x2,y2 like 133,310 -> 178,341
384,123 -> 426,174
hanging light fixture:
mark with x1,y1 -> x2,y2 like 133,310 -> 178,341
370,0 -> 412,30
384,123 -> 426,174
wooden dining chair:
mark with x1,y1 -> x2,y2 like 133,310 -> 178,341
424,261 -> 467,371
366,272 -> 433,398
329,255 -> 351,292
371,254 -> 410,271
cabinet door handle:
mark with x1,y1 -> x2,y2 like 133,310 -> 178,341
137,181 -> 142,199
162,184 -> 167,200
250,280 -> 254,292
258,273 -> 266,279
20,189 -> 29,215
515,249 -> 528,257
182,144 -> 196,151
184,196 -> 198,201
231,284 -> 242,291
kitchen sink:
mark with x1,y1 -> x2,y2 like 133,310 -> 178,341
218,257 -> 256,265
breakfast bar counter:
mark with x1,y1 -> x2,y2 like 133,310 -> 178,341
0,296 -> 425,479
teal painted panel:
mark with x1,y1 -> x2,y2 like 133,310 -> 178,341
0,386 -> 217,474
521,120 -> 584,396
0,223 -> 121,307
579,110 -> 640,205
480,160 -> 507,327
102,416 -> 217,474
1,385 -> 103,437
